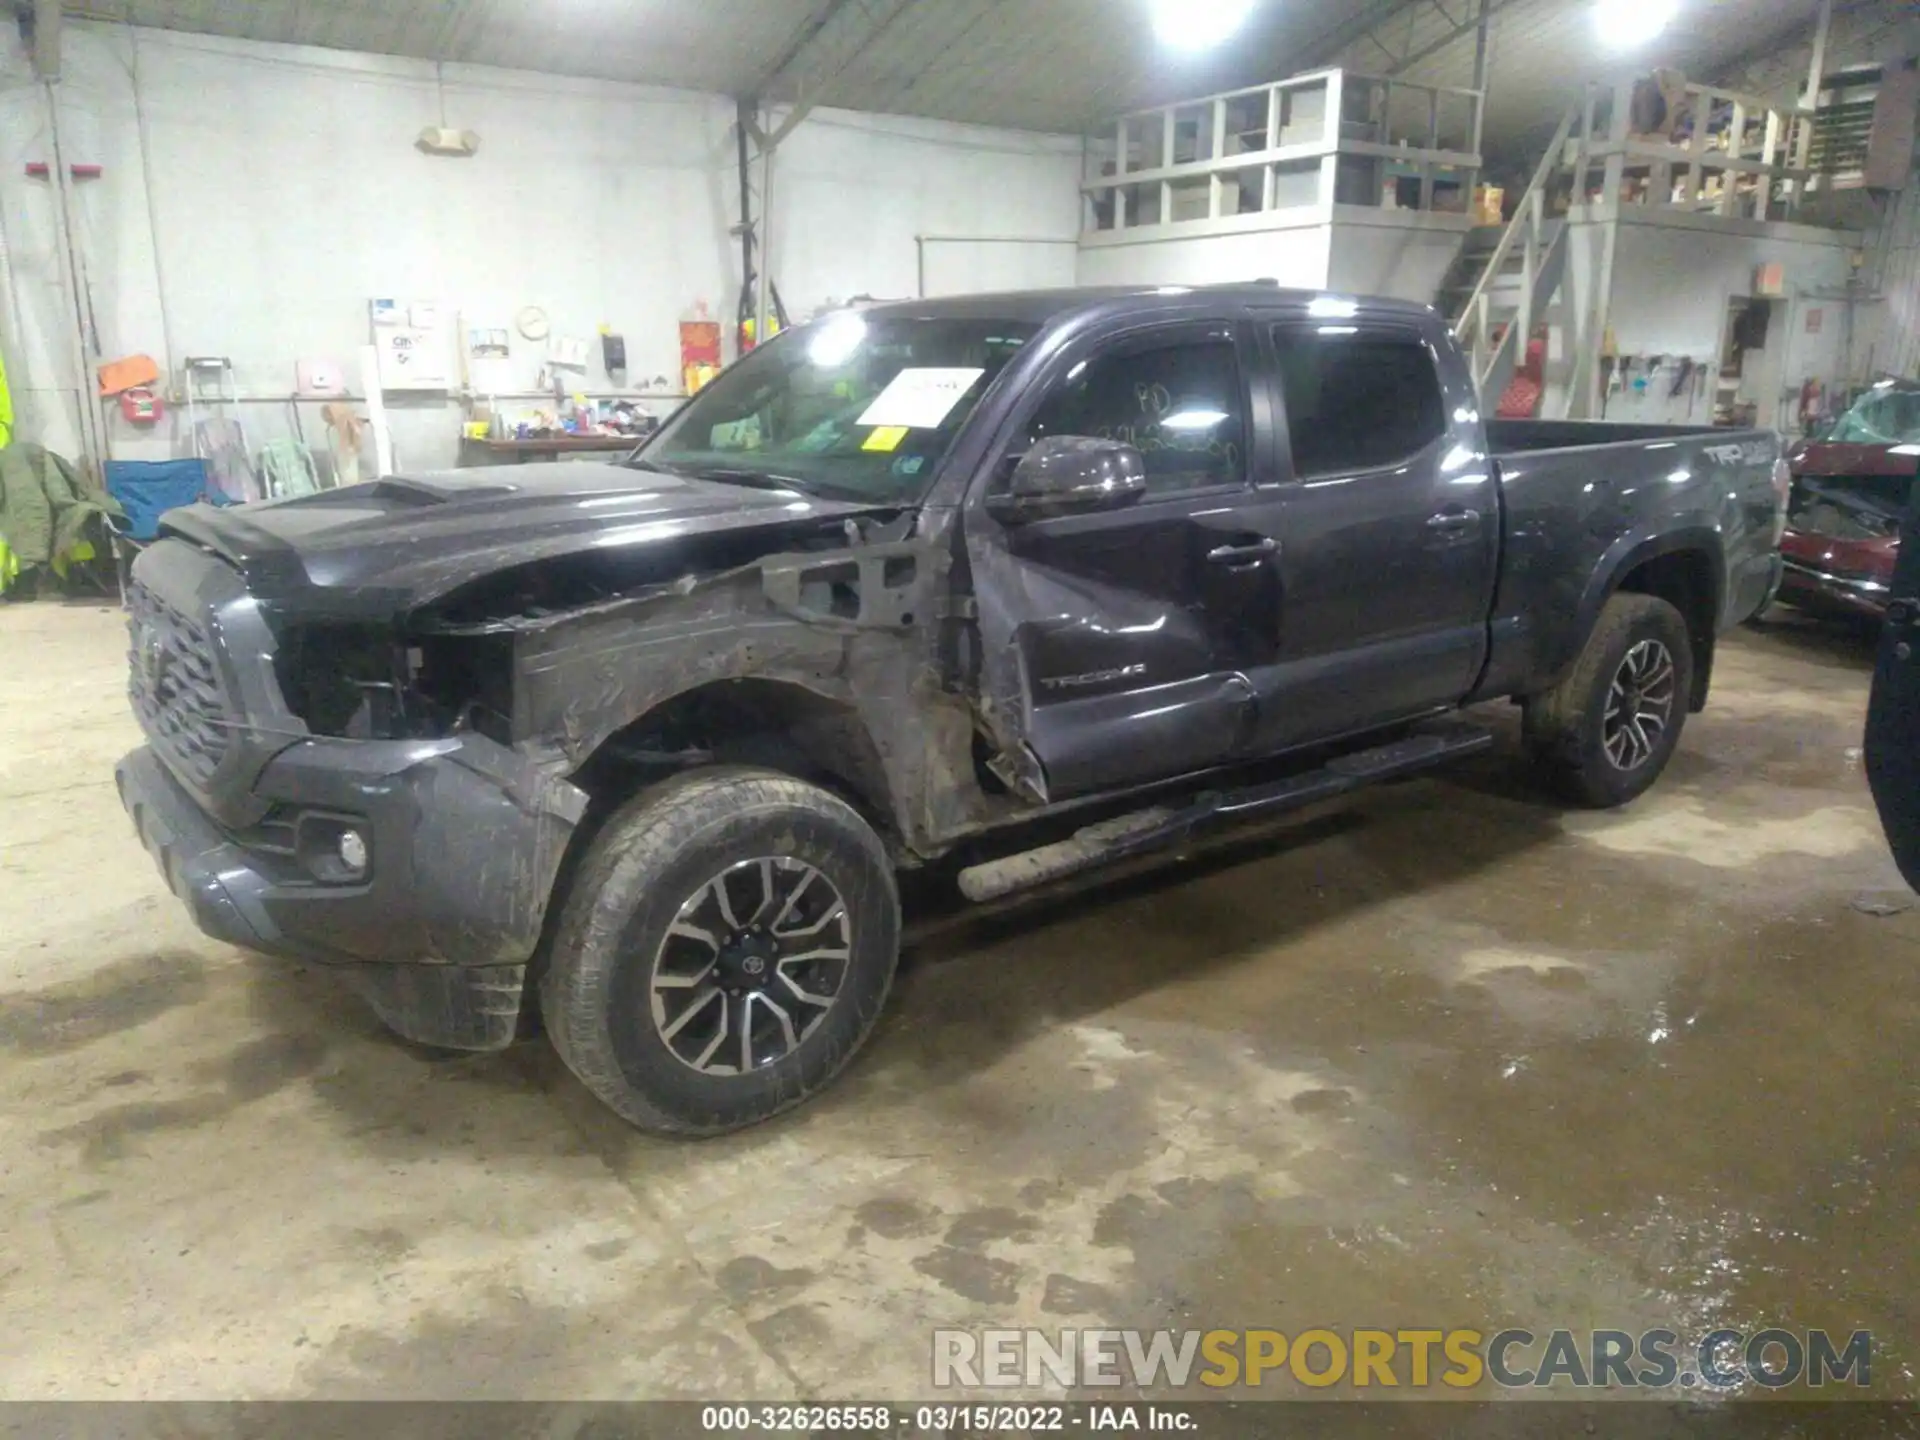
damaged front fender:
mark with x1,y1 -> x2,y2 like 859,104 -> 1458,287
247,730 -> 587,967
450,515 -> 1002,857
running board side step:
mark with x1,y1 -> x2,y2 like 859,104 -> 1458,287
956,720 -> 1495,904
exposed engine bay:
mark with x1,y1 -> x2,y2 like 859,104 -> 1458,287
1789,476 -> 1907,542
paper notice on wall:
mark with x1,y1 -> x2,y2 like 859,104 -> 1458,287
548,336 -> 591,370
856,368 -> 985,429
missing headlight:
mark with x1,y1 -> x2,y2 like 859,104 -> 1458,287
275,624 -> 513,743
275,624 -> 408,737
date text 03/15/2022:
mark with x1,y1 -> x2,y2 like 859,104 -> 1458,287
700,1405 -> 1190,1432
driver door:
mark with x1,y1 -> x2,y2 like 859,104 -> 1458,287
1866,478 -> 1920,891
964,319 -> 1284,802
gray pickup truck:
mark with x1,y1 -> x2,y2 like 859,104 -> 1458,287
117,284 -> 1787,1134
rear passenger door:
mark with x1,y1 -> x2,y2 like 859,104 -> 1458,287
1252,318 -> 1498,749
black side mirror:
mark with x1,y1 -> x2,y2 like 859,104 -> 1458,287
986,436 -> 1148,523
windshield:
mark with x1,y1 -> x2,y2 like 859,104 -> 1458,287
1830,385 -> 1920,445
634,312 -> 1036,503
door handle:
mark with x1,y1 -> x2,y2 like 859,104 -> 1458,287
1425,508 -> 1482,531
1206,537 -> 1279,564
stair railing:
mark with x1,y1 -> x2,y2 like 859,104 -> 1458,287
1451,104 -> 1580,400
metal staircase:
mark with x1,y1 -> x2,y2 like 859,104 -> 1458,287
1448,106 -> 1579,414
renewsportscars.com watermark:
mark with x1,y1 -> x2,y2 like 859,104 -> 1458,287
932,1327 -> 1874,1392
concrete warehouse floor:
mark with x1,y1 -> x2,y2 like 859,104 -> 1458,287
1,599 -> 1916,1403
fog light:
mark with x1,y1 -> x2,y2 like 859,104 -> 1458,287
338,829 -> 369,876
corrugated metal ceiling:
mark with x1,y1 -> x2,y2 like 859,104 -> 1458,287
68,0 -> 1848,148
1377,0 -> 1830,154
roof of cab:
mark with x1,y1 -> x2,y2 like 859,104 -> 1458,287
839,283 -> 1438,327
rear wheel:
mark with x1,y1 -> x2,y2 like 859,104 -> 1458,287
1526,593 -> 1694,809
541,766 -> 899,1135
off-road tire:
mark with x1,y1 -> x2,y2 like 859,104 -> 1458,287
1526,593 -> 1694,809
541,766 -> 899,1135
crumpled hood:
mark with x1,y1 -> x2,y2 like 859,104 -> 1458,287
158,461 -> 885,615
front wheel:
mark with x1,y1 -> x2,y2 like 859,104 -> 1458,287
541,766 -> 900,1135
1525,593 -> 1694,809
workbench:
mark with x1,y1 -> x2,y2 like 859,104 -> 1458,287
459,434 -> 642,466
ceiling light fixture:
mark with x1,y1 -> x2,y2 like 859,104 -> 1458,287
1592,0 -> 1679,49
1152,0 -> 1257,53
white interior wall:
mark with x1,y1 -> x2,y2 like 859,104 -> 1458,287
1548,210 -> 1860,427
768,109 -> 1080,305
1323,215 -> 1472,305
917,238 -> 1079,297
1074,211 -> 1464,306
0,22 -> 1080,474
1853,177 -> 1920,383
1075,225 -> 1333,289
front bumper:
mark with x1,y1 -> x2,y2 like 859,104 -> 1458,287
117,737 -> 586,1050
1778,557 -> 1891,617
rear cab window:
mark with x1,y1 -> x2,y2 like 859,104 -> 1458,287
1271,324 -> 1448,481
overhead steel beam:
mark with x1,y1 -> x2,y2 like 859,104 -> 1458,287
870,0 -> 1005,113
749,0 -> 917,145
1295,0 -> 1512,80
32,0 -> 60,79
430,0 -> 485,64
1705,0 -> 1882,94
1804,0 -> 1834,103
1471,0 -> 1492,91
1294,0 -> 1430,69
738,0 -> 921,359
750,0 -> 860,99
1384,0 -> 1515,76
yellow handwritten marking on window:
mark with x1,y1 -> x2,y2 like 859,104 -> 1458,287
863,426 -> 909,452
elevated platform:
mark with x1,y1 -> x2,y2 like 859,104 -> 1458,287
1073,67 -> 1484,305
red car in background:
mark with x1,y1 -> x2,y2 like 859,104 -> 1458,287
1778,380 -> 1920,618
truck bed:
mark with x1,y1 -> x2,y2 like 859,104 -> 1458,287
1470,420 -> 1784,707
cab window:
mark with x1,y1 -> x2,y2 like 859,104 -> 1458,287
1273,328 -> 1446,480
1023,336 -> 1247,495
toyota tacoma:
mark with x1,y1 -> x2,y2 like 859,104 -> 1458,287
117,285 -> 1788,1134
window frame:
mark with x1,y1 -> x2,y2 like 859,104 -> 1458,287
1263,320 -> 1452,486
976,316 -> 1266,510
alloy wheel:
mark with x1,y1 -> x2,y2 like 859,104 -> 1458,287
648,857 -> 851,1075
1602,638 -> 1677,771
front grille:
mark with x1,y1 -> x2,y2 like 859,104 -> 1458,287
127,579 -> 233,786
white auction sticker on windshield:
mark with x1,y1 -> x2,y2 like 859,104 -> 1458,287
856,368 -> 986,429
